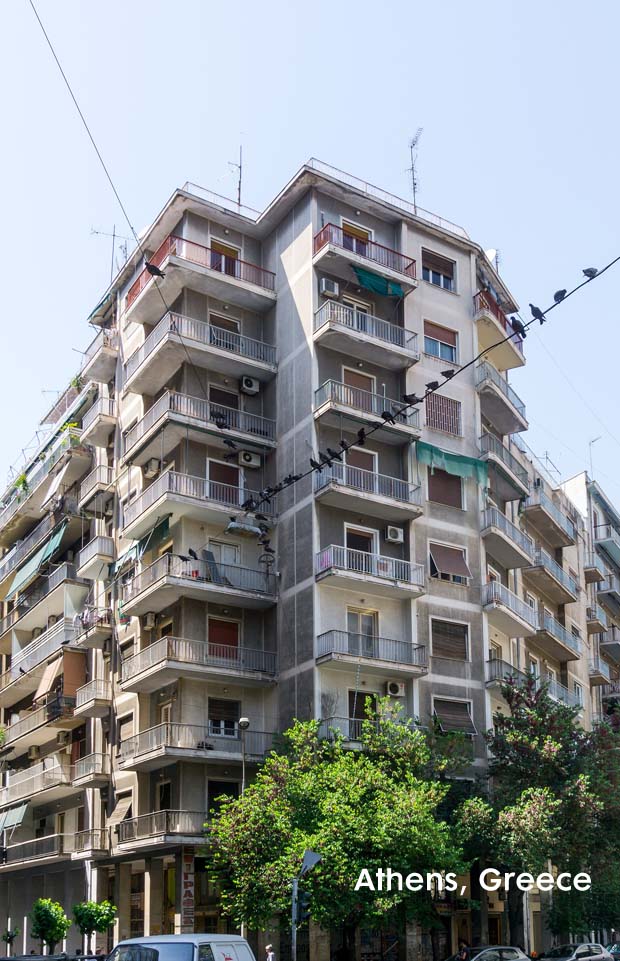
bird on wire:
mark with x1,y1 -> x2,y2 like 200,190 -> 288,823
381,410 -> 396,425
339,439 -> 350,452
510,317 -> 527,339
583,267 -> 598,279
145,261 -> 165,278
529,303 -> 546,324
319,451 -> 333,467
425,381 -> 440,391
554,289 -> 567,303
441,369 -> 456,380
403,393 -> 423,406
357,428 -> 367,446
310,457 -> 323,472
327,447 -> 343,462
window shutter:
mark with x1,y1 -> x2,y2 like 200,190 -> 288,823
434,699 -> 476,734
432,620 -> 468,659
426,393 -> 462,435
423,321 -> 457,346
429,543 -> 473,579
208,698 -> 240,722
422,251 -> 455,278
428,468 -> 462,508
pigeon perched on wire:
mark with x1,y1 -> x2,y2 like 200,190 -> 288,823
319,451 -> 333,466
403,393 -> 423,406
357,428 -> 367,446
583,267 -> 598,279
441,369 -> 456,380
381,410 -> 396,425
425,381 -> 440,391
339,439 -> 350,452
310,457 -> 323,472
327,447 -> 343,462
553,290 -> 567,303
242,497 -> 258,511
223,438 -> 237,450
529,304 -> 546,324
510,317 -> 527,339
145,261 -> 166,278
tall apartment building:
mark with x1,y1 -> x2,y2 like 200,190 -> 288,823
0,160 -> 615,958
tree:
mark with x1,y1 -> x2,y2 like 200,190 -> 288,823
1,928 -> 19,957
73,901 -> 117,952
30,899 -> 71,955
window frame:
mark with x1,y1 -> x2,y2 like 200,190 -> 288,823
425,391 -> 462,436
421,249 -> 456,292
432,695 -> 476,736
429,616 -> 470,662
423,320 -> 458,362
344,522 -> 380,555
341,364 -> 377,395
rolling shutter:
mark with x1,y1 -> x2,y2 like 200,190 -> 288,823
434,699 -> 476,735
429,543 -> 472,579
431,620 -> 468,660
428,468 -> 462,508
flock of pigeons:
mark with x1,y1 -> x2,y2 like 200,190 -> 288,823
511,265 -> 600,340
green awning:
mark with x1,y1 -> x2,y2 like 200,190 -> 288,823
353,266 -> 404,297
6,520 -> 68,601
416,441 -> 488,487
110,544 -> 139,576
3,803 -> 28,830
88,290 -> 114,324
138,517 -> 170,557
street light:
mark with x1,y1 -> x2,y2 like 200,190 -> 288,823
239,717 -> 250,794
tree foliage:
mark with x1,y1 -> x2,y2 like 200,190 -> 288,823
73,900 -> 117,946
30,899 -> 71,954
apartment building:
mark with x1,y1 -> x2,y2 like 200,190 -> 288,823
0,160 -> 613,959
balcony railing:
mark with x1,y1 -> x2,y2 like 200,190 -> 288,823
0,563 -> 82,638
0,754 -> 72,806
585,552 -> 607,578
599,575 -> 620,598
82,397 -> 116,433
118,809 -> 207,843
313,462 -> 421,506
595,524 -> 620,552
73,753 -> 111,781
486,657 -> 527,686
317,629 -> 426,667
77,535 -> 115,570
480,432 -> 528,487
547,675 -> 582,709
474,291 -> 523,354
315,380 -> 420,429
0,513 -> 57,584
0,618 -> 75,692
313,301 -> 418,354
530,548 -> 579,596
481,507 -> 533,558
122,553 -> 277,605
124,312 -> 276,383
475,362 -> 526,417
74,829 -> 108,853
589,657 -> 611,681
123,390 -> 276,456
123,470 -> 275,530
523,490 -> 576,542
125,235 -> 275,309
318,716 -> 368,741
76,679 -> 112,708
482,581 -> 538,629
316,545 -> 425,587
120,723 -> 275,762
3,833 -> 74,865
79,465 -> 114,503
122,636 -> 277,680
540,612 -> 582,655
82,328 -> 118,369
587,604 -> 607,627
313,224 -> 416,278
74,607 -> 114,641
4,695 -> 76,747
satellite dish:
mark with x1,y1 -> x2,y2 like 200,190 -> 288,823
484,248 -> 497,263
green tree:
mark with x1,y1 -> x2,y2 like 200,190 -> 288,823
73,901 -> 117,952
30,899 -> 71,954
1,927 -> 19,957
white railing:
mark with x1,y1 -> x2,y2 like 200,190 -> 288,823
0,618 -> 75,692
317,630 -> 426,667
73,753 -> 111,781
4,833 -> 75,864
122,636 -> 277,681
315,381 -> 420,428
589,657 -> 611,681
0,754 -> 72,806
79,465 -> 115,503
76,679 -> 112,707
540,612 -> 582,655
82,397 -> 116,432
120,723 -> 274,762
313,301 -> 418,354
313,462 -> 421,505
482,581 -> 538,629
476,362 -> 526,418
4,695 -> 76,746
486,658 -> 528,685
530,548 -> 578,596
122,553 -> 277,605
0,563 -> 82,638
547,675 -> 582,709
524,490 -> 576,541
77,535 -> 115,570
0,513 -> 57,584
315,545 -> 425,587
82,328 -> 118,369
480,431 -> 528,486
481,507 -> 533,558
118,809 -> 206,843
74,829 -> 108,853
595,524 -> 620,553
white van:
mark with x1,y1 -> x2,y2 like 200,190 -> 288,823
109,934 -> 257,961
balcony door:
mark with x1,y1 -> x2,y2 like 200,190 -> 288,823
348,689 -> 377,738
345,446 -> 377,493
347,608 -> 378,657
342,367 -> 376,412
209,617 -> 240,661
209,312 -> 240,352
342,295 -> 370,334
342,221 -> 371,257
210,240 -> 240,278
208,459 -> 241,507
345,526 -> 378,574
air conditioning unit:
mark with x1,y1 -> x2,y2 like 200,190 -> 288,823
144,458 -> 161,479
240,375 -> 260,396
27,746 -> 41,761
386,680 -> 406,697
320,277 -> 340,298
143,612 -> 156,629
239,450 -> 261,469
385,526 -> 404,544
56,731 -> 71,747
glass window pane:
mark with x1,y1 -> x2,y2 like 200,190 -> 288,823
424,337 -> 440,357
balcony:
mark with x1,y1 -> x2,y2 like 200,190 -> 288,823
313,301 -> 419,370
121,635 -> 277,693
313,463 -> 422,523
122,390 -> 276,468
586,604 -> 607,635
479,432 -> 529,500
598,575 -> 620,618
476,362 -> 528,434
316,629 -> 427,677
535,612 -> 582,662
523,548 -> 579,604
124,234 -> 276,322
78,465 -> 115,512
602,680 -> 620,700
486,657 -> 527,688
0,513 -> 64,597
119,723 -> 275,772
122,470 -> 276,542
481,507 -> 533,569
81,328 -> 118,384
76,535 -> 115,580
547,676 -> 582,709
73,608 -> 114,649
81,398 -> 117,448
313,224 -> 417,294
0,562 -> 89,644
584,552 -> 607,584
1,834 -> 74,870
74,680 -> 112,719
72,752 -> 111,787
116,810 -> 206,851
318,716 -> 368,743
521,490 -> 576,548
123,312 -> 277,396
314,380 -> 420,444
482,581 -> 539,637
589,656 -> 612,686
0,619 -> 80,707
594,524 -> 620,566
473,291 -> 525,371
72,829 -> 109,859
121,553 -> 277,617
0,753 -> 74,808
600,626 -> 620,664
315,545 -> 425,600
3,694 -> 79,757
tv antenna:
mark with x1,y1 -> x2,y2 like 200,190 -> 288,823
589,436 -> 602,478
408,128 -> 423,213
228,145 -> 243,208
91,226 -> 132,281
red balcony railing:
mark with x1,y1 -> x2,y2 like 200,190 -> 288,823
474,291 -> 524,354
313,224 -> 416,279
125,235 -> 275,309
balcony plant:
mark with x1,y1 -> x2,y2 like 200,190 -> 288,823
1,927 -> 19,956
73,900 -> 117,953
30,898 -> 71,955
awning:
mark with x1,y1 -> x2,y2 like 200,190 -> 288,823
0,812 -> 7,832
429,542 -> 472,579
417,441 -> 488,487
41,461 -> 72,509
107,794 -> 133,827
138,517 -> 170,557
88,290 -> 114,325
352,266 -> 404,298
33,656 -> 63,702
5,520 -> 68,601
110,544 -> 139,576
434,699 -> 477,735
3,803 -> 28,830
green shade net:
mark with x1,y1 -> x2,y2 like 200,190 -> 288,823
6,520 -> 68,601
110,544 -> 139,576
352,266 -> 404,298
417,441 -> 488,487
138,517 -> 170,557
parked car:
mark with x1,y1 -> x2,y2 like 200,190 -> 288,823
108,935 -> 257,961
444,947 -> 529,961
605,947 -> 620,961
542,946 -> 613,961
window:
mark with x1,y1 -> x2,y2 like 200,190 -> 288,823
210,240 -> 240,277
425,393 -> 462,435
159,702 -> 172,726
117,714 -> 134,750
423,321 -> 458,362
342,296 -> 371,334
342,367 -> 376,409
208,698 -> 240,737
525,593 -> 537,610
157,780 -> 172,811
199,947 -> 216,961
431,619 -> 469,660
346,526 -> 377,554
422,250 -> 455,291
433,698 -> 476,735
119,637 -> 135,662
348,690 -> 378,737
208,540 -> 240,566
528,655 -> 539,677
427,467 -> 462,508
571,624 -> 581,639
429,542 -> 472,584
209,384 -> 239,412
208,459 -> 241,503
490,642 -> 502,660
342,221 -> 371,256
573,680 -> 583,705
207,780 -> 240,818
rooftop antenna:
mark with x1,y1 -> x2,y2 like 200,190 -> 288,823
542,451 -> 561,481
589,436 -> 602,479
91,226 -> 132,281
408,128 -> 423,213
229,145 -> 243,208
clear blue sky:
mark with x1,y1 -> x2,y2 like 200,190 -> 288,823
2,0 -> 619,499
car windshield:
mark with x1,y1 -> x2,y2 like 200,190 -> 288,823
110,945 -> 194,961
546,948 -> 577,959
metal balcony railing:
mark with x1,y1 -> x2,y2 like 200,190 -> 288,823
313,224 -> 416,278
486,657 -> 527,685
79,464 -> 115,503
4,695 -> 76,747
473,291 -> 523,353
122,636 -> 277,681
73,753 -> 111,781
0,754 -> 72,806
530,548 -> 579,596
481,507 -> 533,558
587,604 -> 607,627
124,312 -> 276,383
313,462 -> 421,506
547,676 -> 582,709
482,581 -> 539,629
315,380 -> 420,429
118,809 -> 207,843
76,679 -> 112,708
74,829 -> 108,853
599,575 -> 620,597
0,618 -> 75,692
589,657 -> 611,681
0,513 -> 57,584
123,470 -> 275,530
318,716 -> 368,740
585,552 -> 607,577
74,607 -> 114,642
316,545 -> 425,587
539,612 -> 582,655
0,563 -> 83,638
595,524 -> 620,552
125,234 -> 275,309
122,553 -> 277,606
602,680 -> 620,698
479,432 -> 528,486
123,390 -> 276,457
76,535 -> 115,570
82,328 -> 118,369
313,301 -> 418,354
524,490 -> 576,541
120,723 -> 275,762
475,362 -> 526,417
3,833 -> 75,864
82,397 -> 116,434
317,630 -> 426,667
